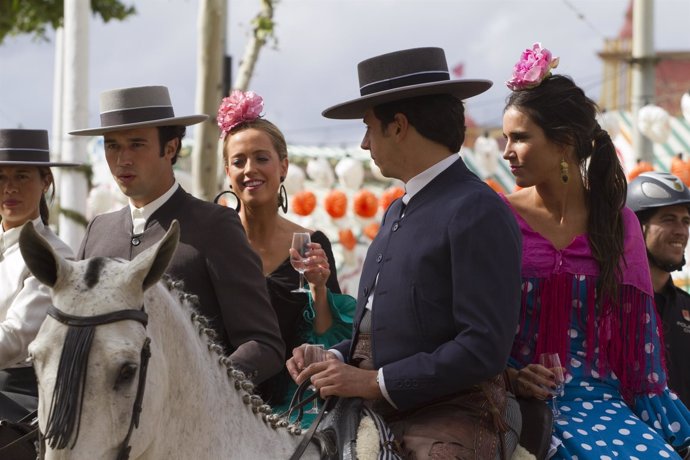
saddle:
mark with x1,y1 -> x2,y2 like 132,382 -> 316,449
286,381 -> 401,460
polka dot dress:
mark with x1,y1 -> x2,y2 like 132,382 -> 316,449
510,278 -> 690,459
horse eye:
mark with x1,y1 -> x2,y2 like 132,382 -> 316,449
114,363 -> 138,390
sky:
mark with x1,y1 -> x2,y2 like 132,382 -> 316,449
1,0 -> 689,147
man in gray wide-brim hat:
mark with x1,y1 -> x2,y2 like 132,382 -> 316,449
71,85 -> 284,384
288,48 -> 523,458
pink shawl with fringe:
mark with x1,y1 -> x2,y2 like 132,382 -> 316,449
503,196 -> 665,402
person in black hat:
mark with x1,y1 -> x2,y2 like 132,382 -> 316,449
0,128 -> 77,421
287,47 -> 523,458
628,172 -> 690,408
70,85 -> 284,384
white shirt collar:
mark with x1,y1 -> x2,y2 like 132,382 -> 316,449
129,181 -> 179,234
402,154 -> 458,204
0,216 -> 44,256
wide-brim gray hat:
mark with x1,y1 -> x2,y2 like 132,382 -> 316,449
69,85 -> 208,136
322,47 -> 493,120
0,129 -> 81,167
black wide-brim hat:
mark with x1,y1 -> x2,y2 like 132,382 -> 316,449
0,129 -> 81,167
69,85 -> 208,136
322,47 -> 493,120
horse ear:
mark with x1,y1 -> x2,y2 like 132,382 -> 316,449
19,222 -> 72,288
130,220 -> 180,291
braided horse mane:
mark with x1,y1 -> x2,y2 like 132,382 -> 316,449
21,221 -> 320,459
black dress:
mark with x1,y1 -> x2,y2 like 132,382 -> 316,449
258,230 -> 341,406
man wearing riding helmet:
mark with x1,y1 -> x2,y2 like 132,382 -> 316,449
628,171 -> 690,407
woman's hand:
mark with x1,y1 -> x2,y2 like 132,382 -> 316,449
511,364 -> 560,400
301,242 -> 331,289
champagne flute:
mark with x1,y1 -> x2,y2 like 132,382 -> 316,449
304,344 -> 326,414
539,352 -> 565,420
290,232 -> 311,293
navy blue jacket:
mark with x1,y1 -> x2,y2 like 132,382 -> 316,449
333,158 -> 522,411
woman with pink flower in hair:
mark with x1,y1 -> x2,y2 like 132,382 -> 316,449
502,43 -> 690,458
216,91 -> 355,426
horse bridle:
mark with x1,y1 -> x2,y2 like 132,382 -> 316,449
40,305 -> 151,460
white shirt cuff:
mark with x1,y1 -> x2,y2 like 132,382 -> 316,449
377,368 -> 398,409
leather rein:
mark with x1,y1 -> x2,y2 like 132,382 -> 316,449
41,304 -> 151,460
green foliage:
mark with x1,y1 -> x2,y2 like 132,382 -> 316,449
0,0 -> 136,44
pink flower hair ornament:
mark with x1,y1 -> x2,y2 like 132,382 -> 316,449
506,43 -> 560,91
217,90 -> 264,139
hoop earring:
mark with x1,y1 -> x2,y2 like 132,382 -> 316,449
560,159 -> 569,184
278,183 -> 288,214
213,190 -> 241,213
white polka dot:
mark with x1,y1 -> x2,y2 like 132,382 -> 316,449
520,345 -> 530,356
605,409 -> 617,415
569,328 -> 578,338
556,419 -> 568,426
642,433 -> 654,440
593,424 -> 606,431
581,443 -> 592,451
577,274 -> 586,281
624,419 -> 636,425
572,417 -> 584,423
600,416 -> 612,421
670,421 -> 681,433
522,281 -> 533,291
618,428 -> 630,435
648,372 -> 659,383
585,386 -> 594,392
583,402 -> 593,410
596,440 -> 607,447
640,410 -> 649,421
603,393 -> 612,400
601,456 -> 612,460
565,374 -> 574,383
570,358 -> 582,368
572,299 -> 582,309
644,342 -> 654,353
577,428 -> 588,435
612,439 -> 624,446
635,444 -> 647,452
630,456 -> 639,460
562,431 -> 573,439
612,402 -> 622,408
561,405 -> 571,412
591,369 -> 600,379
659,450 -> 671,458
515,324 -> 520,334
670,392 -> 679,401
654,420 -> 662,429
645,312 -> 651,323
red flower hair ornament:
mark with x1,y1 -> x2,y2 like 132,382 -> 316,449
217,90 -> 264,139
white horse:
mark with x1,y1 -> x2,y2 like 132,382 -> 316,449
19,221 -> 326,459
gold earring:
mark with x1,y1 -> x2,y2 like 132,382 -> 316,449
560,159 -> 569,184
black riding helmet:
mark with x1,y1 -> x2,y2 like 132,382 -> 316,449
627,171 -> 690,272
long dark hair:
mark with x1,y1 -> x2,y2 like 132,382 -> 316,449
505,75 -> 627,299
38,166 -> 55,225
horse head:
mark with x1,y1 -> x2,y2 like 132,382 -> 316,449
21,220 -> 179,460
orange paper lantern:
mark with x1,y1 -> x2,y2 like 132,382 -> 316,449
291,190 -> 317,216
353,189 -> 378,218
627,159 -> 654,182
339,229 -> 357,251
484,178 -> 504,194
379,186 -> 405,211
363,222 -> 380,240
324,190 -> 348,219
671,153 -> 690,186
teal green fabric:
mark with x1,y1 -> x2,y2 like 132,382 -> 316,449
273,290 -> 355,427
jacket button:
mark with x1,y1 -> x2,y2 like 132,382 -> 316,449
131,237 -> 141,246
392,223 -> 399,232
376,253 -> 383,263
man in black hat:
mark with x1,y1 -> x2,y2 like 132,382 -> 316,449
288,48 -> 522,458
627,171 -> 690,407
70,85 -> 284,384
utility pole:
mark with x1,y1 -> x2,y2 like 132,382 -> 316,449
192,0 -> 227,201
631,0 -> 655,163
59,0 -> 90,250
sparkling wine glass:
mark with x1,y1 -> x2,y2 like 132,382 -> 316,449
290,232 -> 311,293
304,344 -> 326,414
539,352 -> 565,420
